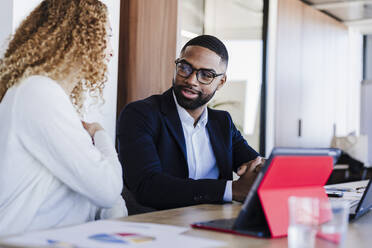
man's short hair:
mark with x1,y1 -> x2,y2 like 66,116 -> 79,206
180,35 -> 229,68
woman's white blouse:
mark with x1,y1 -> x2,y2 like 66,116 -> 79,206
0,76 -> 126,237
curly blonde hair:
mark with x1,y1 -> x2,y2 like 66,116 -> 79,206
0,0 -> 108,113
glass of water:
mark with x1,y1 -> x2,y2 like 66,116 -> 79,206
317,200 -> 349,247
288,197 -> 350,248
288,197 -> 320,248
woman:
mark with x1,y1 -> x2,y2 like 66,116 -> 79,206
0,0 -> 127,236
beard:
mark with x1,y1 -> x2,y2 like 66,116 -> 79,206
172,79 -> 216,110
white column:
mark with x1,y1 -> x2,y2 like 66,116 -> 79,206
265,0 -> 278,156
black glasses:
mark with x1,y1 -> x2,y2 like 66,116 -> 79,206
174,59 -> 225,85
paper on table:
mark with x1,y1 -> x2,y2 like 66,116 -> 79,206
1,220 -> 225,248
325,182 -> 367,200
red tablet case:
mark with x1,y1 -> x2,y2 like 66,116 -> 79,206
257,156 -> 333,238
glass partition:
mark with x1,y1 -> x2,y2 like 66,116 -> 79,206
178,0 -> 265,151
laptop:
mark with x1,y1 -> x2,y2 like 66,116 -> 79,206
329,180 -> 372,221
192,147 -> 341,238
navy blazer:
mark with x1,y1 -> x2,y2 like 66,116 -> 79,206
117,88 -> 259,209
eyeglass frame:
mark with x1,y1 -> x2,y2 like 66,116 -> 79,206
174,58 -> 225,85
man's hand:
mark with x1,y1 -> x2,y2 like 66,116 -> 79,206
236,157 -> 265,176
232,157 -> 265,202
82,121 -> 104,139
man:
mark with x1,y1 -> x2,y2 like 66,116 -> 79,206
117,35 -> 263,210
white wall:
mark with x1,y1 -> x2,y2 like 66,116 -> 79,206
346,28 -> 363,135
366,35 -> 372,80
361,81 -> 372,165
265,0 -> 278,156
273,0 -> 363,149
12,0 -> 41,31
0,0 -> 120,142
204,0 -> 263,40
361,36 -> 372,165
0,1 -> 13,55
84,0 -> 120,142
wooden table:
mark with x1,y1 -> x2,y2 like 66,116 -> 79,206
120,202 -> 372,248
1,181 -> 371,248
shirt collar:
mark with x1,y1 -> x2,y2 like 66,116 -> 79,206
173,90 -> 208,128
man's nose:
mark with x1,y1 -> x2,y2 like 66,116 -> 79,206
184,71 -> 199,86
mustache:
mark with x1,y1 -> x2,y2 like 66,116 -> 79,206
174,84 -> 202,95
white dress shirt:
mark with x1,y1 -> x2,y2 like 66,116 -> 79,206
173,93 -> 232,202
0,76 -> 127,237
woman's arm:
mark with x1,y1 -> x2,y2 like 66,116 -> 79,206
15,77 -> 123,208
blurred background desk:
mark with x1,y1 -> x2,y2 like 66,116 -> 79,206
327,164 -> 372,185
120,202 -> 372,248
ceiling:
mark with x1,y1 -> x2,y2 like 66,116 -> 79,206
303,0 -> 372,34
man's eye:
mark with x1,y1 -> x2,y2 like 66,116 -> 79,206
199,70 -> 214,79
179,63 -> 191,72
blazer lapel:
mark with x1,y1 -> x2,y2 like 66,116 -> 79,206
160,88 -> 188,172
206,111 -> 231,180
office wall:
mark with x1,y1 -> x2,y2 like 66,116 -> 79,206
361,81 -> 372,166
274,0 -> 362,147
361,36 -> 372,165
12,0 -> 40,30
117,0 -> 178,114
0,1 -> 13,55
366,35 -> 372,80
84,0 -> 120,142
0,0 -> 120,142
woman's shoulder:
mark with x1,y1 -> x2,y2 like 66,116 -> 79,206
17,75 -> 68,104
15,75 -> 74,119
20,75 -> 62,93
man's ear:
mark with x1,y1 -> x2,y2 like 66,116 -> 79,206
216,75 -> 227,91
